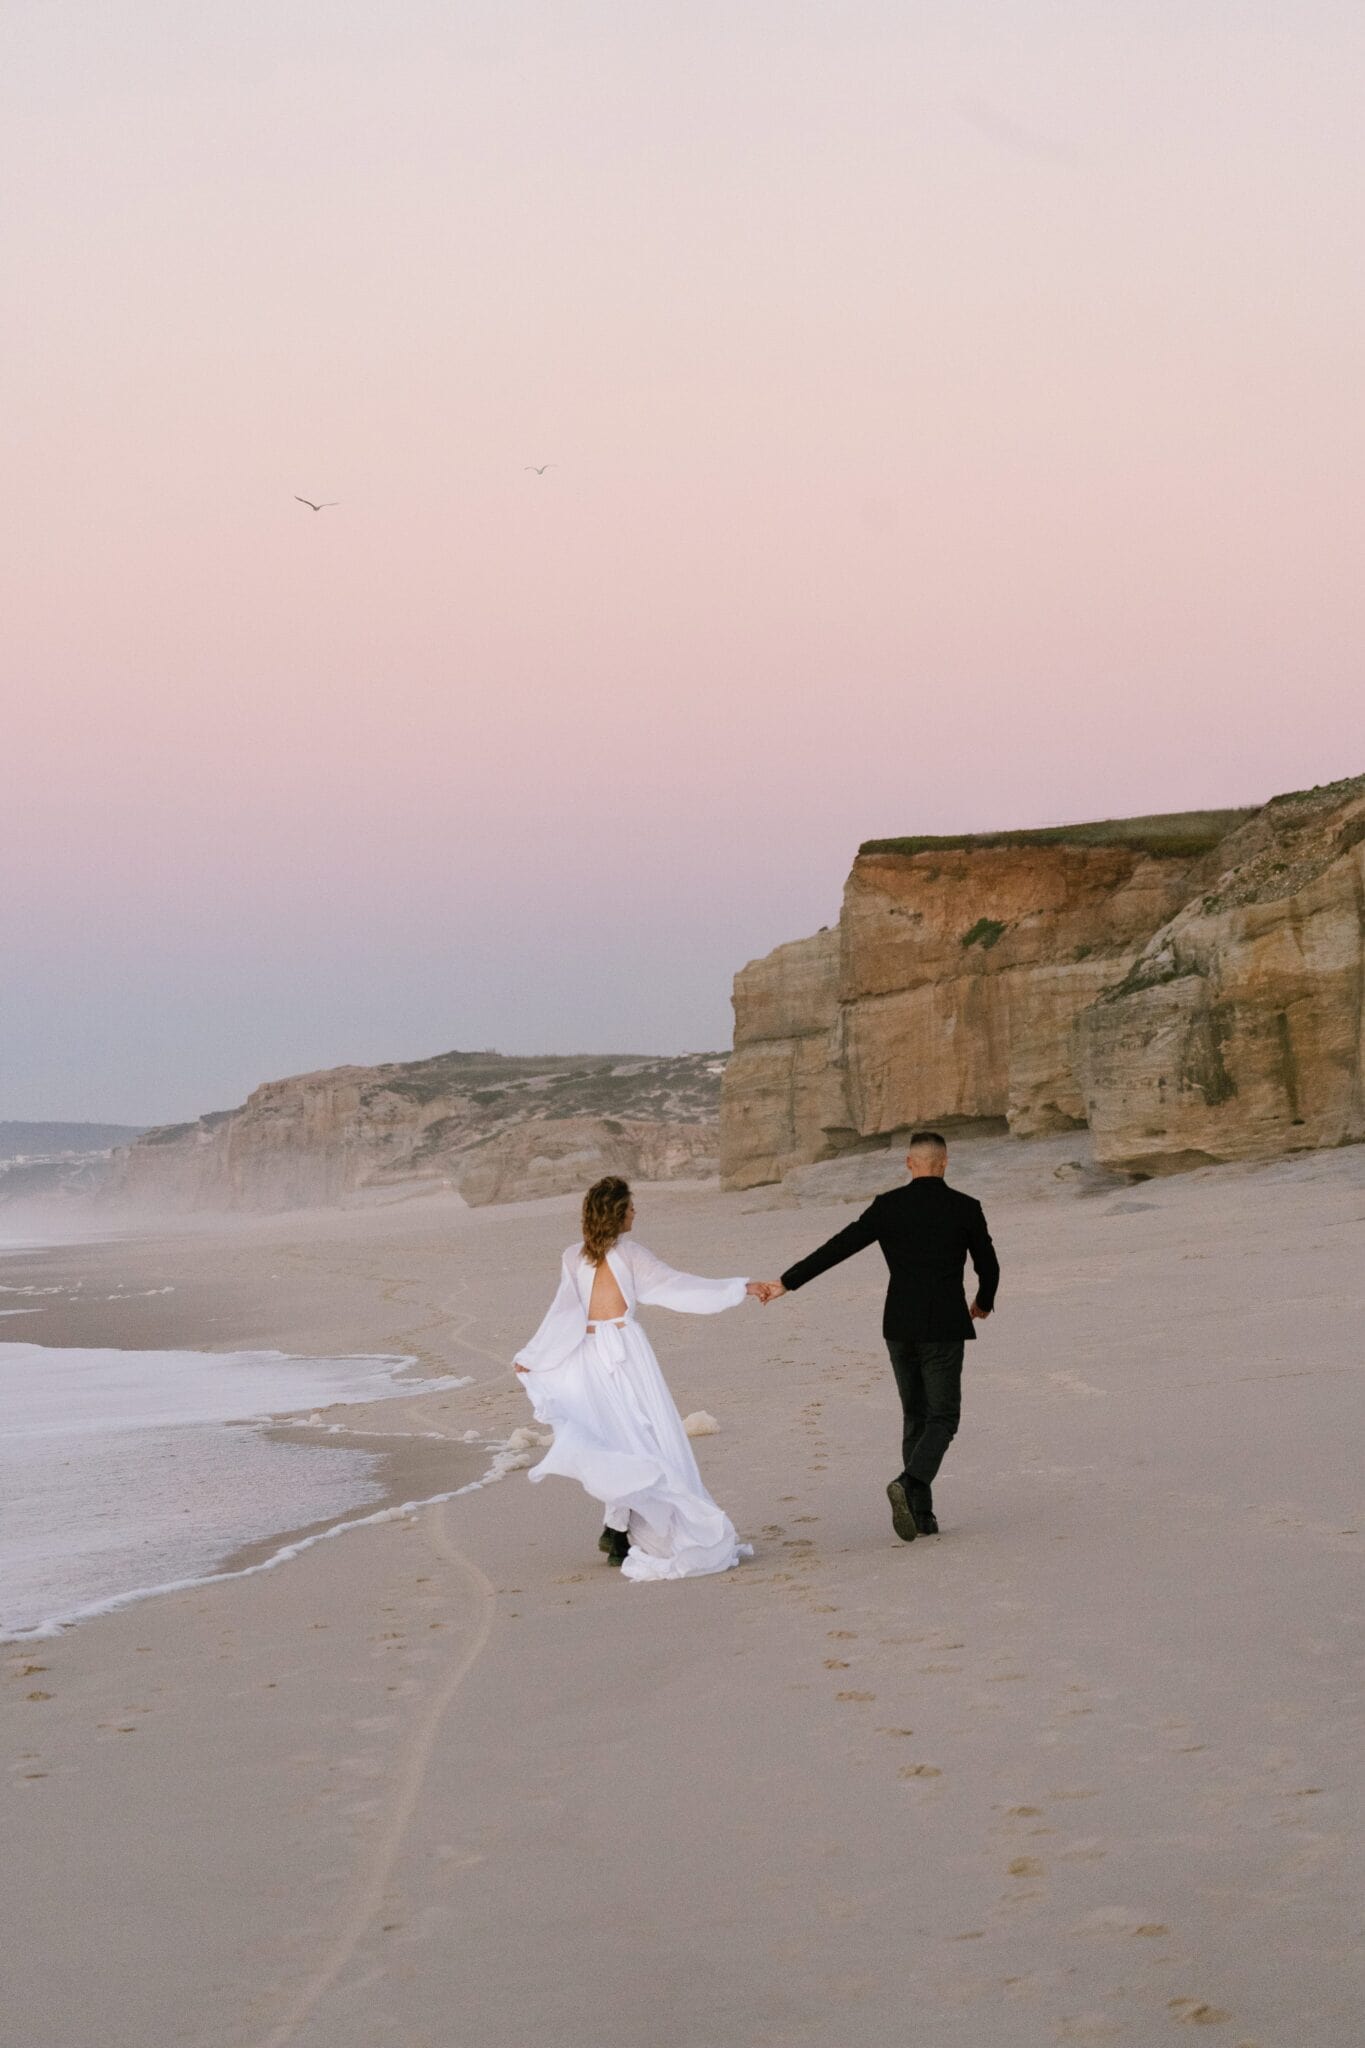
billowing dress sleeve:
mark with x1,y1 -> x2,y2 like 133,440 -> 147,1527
628,1242 -> 748,1315
514,1252 -> 589,1372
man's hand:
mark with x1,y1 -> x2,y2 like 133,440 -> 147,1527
969,1299 -> 991,1321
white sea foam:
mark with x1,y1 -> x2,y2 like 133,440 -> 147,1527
3,1441 -> 526,1645
0,1344 -> 471,1640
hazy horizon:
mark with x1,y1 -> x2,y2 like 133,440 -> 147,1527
5,3 -> 1363,1124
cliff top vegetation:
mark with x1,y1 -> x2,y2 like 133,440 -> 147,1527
858,807 -> 1258,862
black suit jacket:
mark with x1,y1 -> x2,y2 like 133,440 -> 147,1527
779,1177 -> 1000,1342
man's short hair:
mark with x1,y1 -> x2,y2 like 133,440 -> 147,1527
907,1131 -> 948,1156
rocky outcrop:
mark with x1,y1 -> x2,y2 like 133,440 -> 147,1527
720,929 -> 850,1188
722,786 -> 1365,1186
722,812 -> 1246,1187
108,1050 -> 726,1213
1077,778 -> 1365,1172
455,1118 -> 718,1208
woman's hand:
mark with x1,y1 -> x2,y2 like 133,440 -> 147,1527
514,1361 -> 530,1374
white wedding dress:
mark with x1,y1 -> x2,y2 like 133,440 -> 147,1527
514,1238 -> 752,1582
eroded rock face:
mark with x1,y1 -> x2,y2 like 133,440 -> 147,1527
722,835 -> 1221,1187
1077,780 -> 1365,1171
839,843 -> 1212,1140
720,929 -> 849,1189
722,782 -> 1365,1186
109,1051 -> 726,1213
456,1119 -> 717,1207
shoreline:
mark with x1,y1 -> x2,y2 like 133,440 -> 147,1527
1,1412 -> 495,1645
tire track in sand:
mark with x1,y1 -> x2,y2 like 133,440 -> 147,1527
254,1494 -> 497,2048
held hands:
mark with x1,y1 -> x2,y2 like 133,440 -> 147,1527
746,1280 -> 787,1305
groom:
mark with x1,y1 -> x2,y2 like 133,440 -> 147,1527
756,1132 -> 999,1542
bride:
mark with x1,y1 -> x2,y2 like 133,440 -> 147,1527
514,1176 -> 764,1581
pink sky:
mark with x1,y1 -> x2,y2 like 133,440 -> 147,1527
3,2 -> 1362,1122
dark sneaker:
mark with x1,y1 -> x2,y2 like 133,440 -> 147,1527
912,1506 -> 940,1536
886,1479 -> 918,1543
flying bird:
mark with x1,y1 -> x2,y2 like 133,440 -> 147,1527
294,496 -> 339,511
523,465 -> 556,475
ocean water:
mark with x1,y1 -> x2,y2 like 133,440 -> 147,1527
0,1342 -> 470,1639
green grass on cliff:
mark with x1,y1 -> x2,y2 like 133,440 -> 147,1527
858,808 -> 1257,861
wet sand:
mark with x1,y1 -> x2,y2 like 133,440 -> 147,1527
2,1148 -> 1363,2047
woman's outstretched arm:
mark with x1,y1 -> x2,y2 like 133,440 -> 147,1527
628,1241 -> 751,1315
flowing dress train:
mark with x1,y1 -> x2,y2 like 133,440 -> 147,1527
514,1238 -> 751,1582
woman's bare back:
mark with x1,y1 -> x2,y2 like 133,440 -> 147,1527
587,1254 -> 628,1322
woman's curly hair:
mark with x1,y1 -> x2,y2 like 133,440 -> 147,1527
581,1176 -> 632,1266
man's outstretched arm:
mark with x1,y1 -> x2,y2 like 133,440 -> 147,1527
967,1199 -> 1000,1317
772,1202 -> 881,1298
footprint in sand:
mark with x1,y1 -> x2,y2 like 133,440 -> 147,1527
1008,1857 -> 1044,1877
25,1691 -> 53,1702
824,1659 -> 851,1670
1055,2016 -> 1122,2043
827,1630 -> 857,1640
1168,2000 -> 1232,2025
877,1727 -> 915,1737
1007,1806 -> 1043,1817
836,1691 -> 876,1703
899,1764 -> 941,1778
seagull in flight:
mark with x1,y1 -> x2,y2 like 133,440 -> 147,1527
294,495 -> 339,511
523,464 -> 556,475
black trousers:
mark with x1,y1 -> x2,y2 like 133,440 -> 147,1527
886,1339 -> 964,1500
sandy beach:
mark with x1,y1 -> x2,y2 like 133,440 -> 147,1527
3,1143 -> 1362,2048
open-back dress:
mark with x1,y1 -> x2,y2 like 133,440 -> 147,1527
514,1238 -> 751,1582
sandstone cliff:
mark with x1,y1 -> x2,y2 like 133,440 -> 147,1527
722,786 -> 1365,1185
1077,777 -> 1365,1171
110,1050 -> 725,1213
